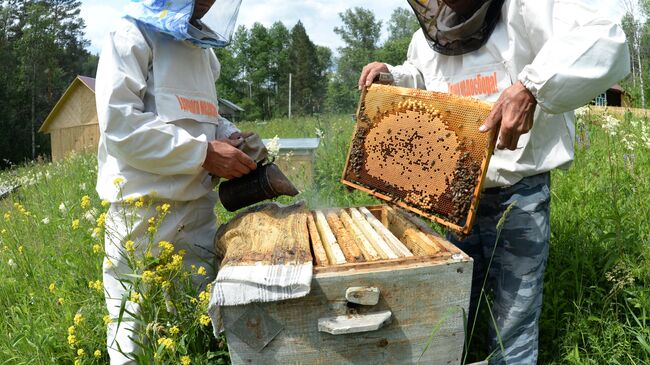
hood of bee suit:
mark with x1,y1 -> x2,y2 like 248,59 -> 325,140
124,0 -> 242,48
406,0 -> 505,56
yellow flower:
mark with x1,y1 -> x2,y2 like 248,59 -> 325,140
105,258 -> 114,269
113,177 -> 124,187
71,219 -> 80,230
199,315 -> 211,326
49,283 -> 56,293
125,240 -> 135,253
101,200 -> 110,207
157,337 -> 175,350
94,349 -> 101,358
103,315 -> 112,326
74,359 -> 81,365
88,280 -> 103,292
147,226 -> 157,234
197,266 -> 207,276
4,212 -> 11,221
92,244 -> 102,254
198,284 -> 212,306
181,355 -> 191,365
68,326 -> 75,335
18,246 -> 23,254
96,213 -> 106,228
169,325 -> 179,335
80,195 -> 91,209
130,291 -> 141,304
142,270 -> 156,284
74,313 -> 84,325
148,217 -> 156,225
161,203 -> 171,213
134,200 -> 144,208
77,348 -> 85,357
124,197 -> 135,205
167,254 -> 184,270
158,241 -> 174,258
161,281 -> 171,291
67,334 -> 77,347
58,297 -> 64,305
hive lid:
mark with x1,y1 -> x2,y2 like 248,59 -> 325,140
341,84 -> 496,235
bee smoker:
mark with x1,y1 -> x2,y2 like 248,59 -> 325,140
218,134 -> 299,212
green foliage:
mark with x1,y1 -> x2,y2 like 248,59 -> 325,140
0,0 -> 96,168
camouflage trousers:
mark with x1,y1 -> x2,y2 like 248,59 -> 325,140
448,172 -> 551,365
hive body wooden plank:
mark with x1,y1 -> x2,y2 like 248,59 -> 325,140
307,214 -> 330,266
313,211 -> 347,265
339,210 -> 382,261
348,208 -> 398,259
359,207 -> 413,257
325,211 -> 365,263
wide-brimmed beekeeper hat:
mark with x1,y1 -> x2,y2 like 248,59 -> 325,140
124,0 -> 242,48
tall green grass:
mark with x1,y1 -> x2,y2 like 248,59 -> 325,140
0,111 -> 648,364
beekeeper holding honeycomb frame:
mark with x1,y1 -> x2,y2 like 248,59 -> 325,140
358,1 -> 630,364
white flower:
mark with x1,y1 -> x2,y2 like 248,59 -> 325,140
79,183 -> 87,191
84,208 -> 98,223
266,135 -> 281,160
41,217 -> 50,225
315,128 -> 324,139
8,259 -> 17,269
59,203 -> 66,214
575,106 -> 589,119
601,114 -> 619,137
45,172 -> 51,180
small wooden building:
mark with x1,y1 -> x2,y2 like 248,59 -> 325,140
40,76 -> 245,161
39,76 -> 98,161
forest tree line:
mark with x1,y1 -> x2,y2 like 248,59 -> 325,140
1,0 -> 649,167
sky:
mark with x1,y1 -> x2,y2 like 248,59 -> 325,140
80,0 -> 629,55
80,0 -> 406,54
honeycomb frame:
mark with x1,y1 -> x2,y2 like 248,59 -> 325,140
341,84 -> 496,235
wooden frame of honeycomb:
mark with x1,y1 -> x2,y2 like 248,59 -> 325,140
341,84 -> 496,235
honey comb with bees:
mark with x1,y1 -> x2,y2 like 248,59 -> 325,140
342,84 -> 496,235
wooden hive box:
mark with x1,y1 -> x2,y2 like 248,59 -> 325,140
222,205 -> 472,365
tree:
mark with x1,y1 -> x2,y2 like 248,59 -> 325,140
288,21 -> 322,115
329,7 -> 382,112
386,7 -> 420,41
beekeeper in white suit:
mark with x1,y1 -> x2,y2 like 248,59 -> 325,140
359,1 -> 629,364
95,0 -> 253,363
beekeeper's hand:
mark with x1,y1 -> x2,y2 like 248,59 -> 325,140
228,131 -> 255,140
358,62 -> 389,90
479,81 -> 537,150
203,140 -> 257,179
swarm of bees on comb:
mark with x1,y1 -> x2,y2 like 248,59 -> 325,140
343,84 -> 496,235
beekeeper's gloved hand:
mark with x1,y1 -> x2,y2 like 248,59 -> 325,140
203,139 -> 257,180
479,81 -> 537,150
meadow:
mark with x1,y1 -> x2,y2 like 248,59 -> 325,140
0,110 -> 648,364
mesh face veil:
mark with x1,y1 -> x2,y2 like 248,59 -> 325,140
124,0 -> 242,48
406,0 -> 505,56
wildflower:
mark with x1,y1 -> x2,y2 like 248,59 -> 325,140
113,177 -> 124,187
92,244 -> 102,254
130,291 -> 141,304
80,195 -> 91,209
105,258 -> 114,269
158,241 -> 174,258
167,254 -> 184,270
101,200 -> 110,207
199,315 -> 211,326
88,280 -> 103,292
197,266 -> 207,276
142,270 -> 156,283
49,283 -> 56,293
71,219 -> 80,230
7,259 -> 17,269
103,314 -> 112,326
198,285 -> 211,306
134,200 -> 144,208
67,334 -> 77,347
181,355 -> 191,365
17,246 -> 23,254
169,325 -> 179,335
84,209 -> 98,223
96,213 -> 106,228
68,326 -> 75,335
124,197 -> 135,205
161,281 -> 171,291
77,348 -> 85,357
74,313 -> 84,325
58,297 -> 64,305
74,359 -> 81,365
3,212 -> 10,221
148,226 -> 157,234
59,203 -> 66,214
79,183 -> 87,191
601,114 -> 620,137
41,217 -> 50,224
125,240 -> 135,253
315,127 -> 324,139
94,350 -> 101,358
157,337 -> 175,350
266,135 -> 281,160
161,203 -> 170,213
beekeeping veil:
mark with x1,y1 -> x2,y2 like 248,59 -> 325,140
124,0 -> 242,48
407,0 -> 505,56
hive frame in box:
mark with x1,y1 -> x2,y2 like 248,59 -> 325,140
342,84 -> 497,235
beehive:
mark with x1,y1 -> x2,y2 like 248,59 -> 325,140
222,205 -> 472,365
342,84 -> 496,235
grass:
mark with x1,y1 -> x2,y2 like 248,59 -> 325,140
0,110 -> 648,364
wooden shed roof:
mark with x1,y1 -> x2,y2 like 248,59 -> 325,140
39,75 -> 96,133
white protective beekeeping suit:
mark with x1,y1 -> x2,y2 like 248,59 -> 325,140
95,1 -> 242,363
391,0 -> 630,187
